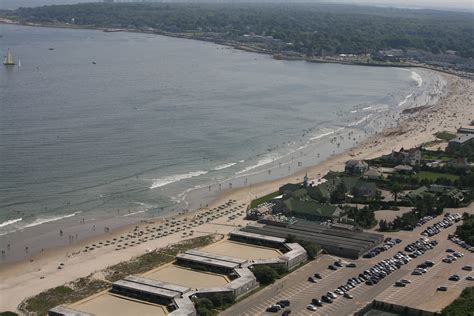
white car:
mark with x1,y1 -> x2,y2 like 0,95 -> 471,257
307,304 -> 317,311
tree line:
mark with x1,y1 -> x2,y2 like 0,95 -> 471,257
2,2 -> 473,57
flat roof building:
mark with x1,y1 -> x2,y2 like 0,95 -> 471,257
447,134 -> 474,152
176,252 -> 242,274
457,126 -> 474,134
241,220 -> 383,259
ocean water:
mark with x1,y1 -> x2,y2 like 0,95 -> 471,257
0,24 -> 446,237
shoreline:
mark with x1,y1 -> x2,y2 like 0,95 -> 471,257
0,21 -> 448,264
1,19 -> 472,80
0,71 -> 473,312
0,64 -> 444,264
0,22 -> 473,313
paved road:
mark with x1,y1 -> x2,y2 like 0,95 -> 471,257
221,210 -> 473,316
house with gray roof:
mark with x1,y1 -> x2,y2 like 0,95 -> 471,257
447,134 -> 474,152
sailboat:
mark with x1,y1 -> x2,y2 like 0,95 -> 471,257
3,48 -> 15,65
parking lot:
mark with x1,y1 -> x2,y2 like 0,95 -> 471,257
221,210 -> 473,316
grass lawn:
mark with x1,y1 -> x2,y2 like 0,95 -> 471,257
422,153 -> 453,161
250,191 -> 279,208
434,131 -> 457,141
413,171 -> 459,181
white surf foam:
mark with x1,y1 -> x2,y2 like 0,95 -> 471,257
123,210 -> 148,217
411,71 -> 423,87
0,218 -> 22,228
214,162 -> 237,171
348,114 -> 373,127
23,212 -> 80,229
236,155 -> 281,175
150,170 -> 208,189
398,93 -> 413,107
310,127 -> 345,141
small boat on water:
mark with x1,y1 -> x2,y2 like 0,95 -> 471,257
49,48 -> 54,51
3,48 -> 15,65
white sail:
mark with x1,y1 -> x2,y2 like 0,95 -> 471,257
4,48 -> 15,65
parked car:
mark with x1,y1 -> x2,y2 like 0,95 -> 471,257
462,265 -> 472,271
312,298 -> 323,306
314,273 -> 322,279
449,275 -> 460,281
346,263 -> 357,268
437,286 -> 448,291
278,300 -> 290,307
266,306 -> 279,313
307,304 -> 317,311
322,295 -> 333,303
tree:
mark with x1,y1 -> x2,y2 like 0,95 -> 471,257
390,183 -> 403,203
194,298 -> 216,316
251,265 -> 279,285
379,219 -> 388,231
285,234 -> 297,243
330,181 -> 347,203
301,241 -> 320,260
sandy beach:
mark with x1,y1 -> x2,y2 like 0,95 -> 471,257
0,71 -> 473,312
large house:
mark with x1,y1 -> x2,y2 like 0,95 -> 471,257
447,134 -> 474,152
390,147 -> 421,166
345,160 -> 369,175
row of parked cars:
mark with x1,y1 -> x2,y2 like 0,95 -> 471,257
305,238 -> 437,312
411,260 -> 435,275
404,237 -> 438,258
421,213 -> 461,237
442,248 -> 465,263
448,234 -> 474,253
362,237 -> 402,258
265,299 -> 290,313
367,238 -> 438,286
306,264 -> 360,311
416,215 -> 435,227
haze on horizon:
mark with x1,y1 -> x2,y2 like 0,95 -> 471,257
0,0 -> 472,11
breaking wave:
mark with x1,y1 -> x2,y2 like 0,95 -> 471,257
0,218 -> 23,228
150,170 -> 208,189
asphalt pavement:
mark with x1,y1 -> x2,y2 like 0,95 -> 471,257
221,210 -> 473,316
